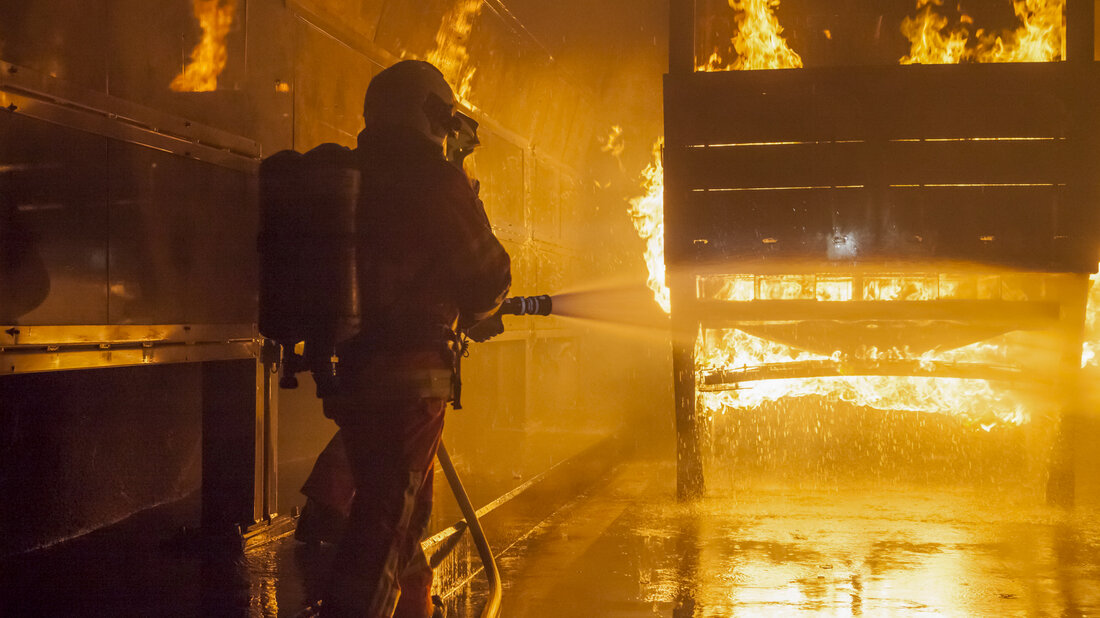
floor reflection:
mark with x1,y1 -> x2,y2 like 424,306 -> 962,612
469,462 -> 1100,617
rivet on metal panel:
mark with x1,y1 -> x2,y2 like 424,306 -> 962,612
6,103 -> 16,112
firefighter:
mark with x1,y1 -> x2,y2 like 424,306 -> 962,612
318,60 -> 511,617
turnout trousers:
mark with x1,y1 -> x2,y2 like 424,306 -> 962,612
320,385 -> 446,618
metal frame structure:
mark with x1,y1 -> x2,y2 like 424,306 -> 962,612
665,0 -> 1100,500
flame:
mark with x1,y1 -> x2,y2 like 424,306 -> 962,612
697,328 -> 1034,427
900,0 -> 970,65
900,0 -> 1065,64
628,139 -> 671,313
1083,265 -> 1100,367
601,125 -> 626,158
170,0 -> 236,92
698,0 -> 803,71
692,271 -> 1075,427
427,0 -> 485,105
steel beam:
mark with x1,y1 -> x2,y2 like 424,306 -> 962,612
672,280 -> 704,500
700,360 -> 1043,391
669,0 -> 695,75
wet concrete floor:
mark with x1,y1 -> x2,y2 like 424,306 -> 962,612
5,459 -> 1100,616
451,461 -> 1100,617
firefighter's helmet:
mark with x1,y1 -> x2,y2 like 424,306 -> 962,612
363,60 -> 458,147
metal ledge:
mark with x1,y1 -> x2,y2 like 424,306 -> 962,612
0,60 -> 261,174
0,324 -> 256,374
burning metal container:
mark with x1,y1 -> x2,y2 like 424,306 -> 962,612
663,0 -> 1100,499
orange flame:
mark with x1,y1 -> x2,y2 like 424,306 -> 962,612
693,271 -> 1073,427
900,0 -> 1065,64
1083,265 -> 1100,367
697,328 -> 1037,427
170,0 -> 236,92
900,0 -> 970,64
628,139 -> 671,313
427,0 -> 485,105
974,0 -> 1066,62
699,0 -> 803,71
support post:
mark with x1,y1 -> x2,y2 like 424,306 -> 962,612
1067,0 -> 1096,63
670,0 -> 696,75
256,345 -> 279,522
202,359 -> 261,533
1047,275 -> 1090,507
672,282 -> 704,500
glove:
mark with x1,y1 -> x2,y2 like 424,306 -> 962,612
467,314 -> 504,343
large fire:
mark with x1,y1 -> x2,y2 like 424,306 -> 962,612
696,329 -> 1034,427
901,0 -> 1065,64
426,0 -> 485,105
632,1 -> 1084,435
698,0 -> 803,71
692,272 -> 1068,427
628,140 -> 671,313
170,0 -> 236,92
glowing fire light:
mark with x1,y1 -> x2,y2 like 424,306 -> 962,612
1082,265 -> 1100,367
170,0 -> 236,92
629,140 -> 670,314
646,0 -> 1073,430
696,328 -> 1035,426
427,0 -> 485,105
698,0 -> 803,71
901,0 -> 1065,65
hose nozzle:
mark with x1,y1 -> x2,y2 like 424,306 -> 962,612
500,295 -> 552,316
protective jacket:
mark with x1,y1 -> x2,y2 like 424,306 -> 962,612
338,124 -> 511,368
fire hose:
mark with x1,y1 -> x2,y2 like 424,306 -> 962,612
435,442 -> 501,618
425,297 -> 552,617
429,297 -> 552,617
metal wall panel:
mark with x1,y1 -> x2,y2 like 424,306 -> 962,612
105,0 -> 251,139
289,0 -> 386,45
0,363 -> 203,557
373,0 -> 449,60
0,112 -> 109,325
530,159 -> 561,242
292,17 -> 378,150
470,130 -> 526,232
243,0 -> 298,155
106,141 -> 255,325
0,0 -> 108,93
